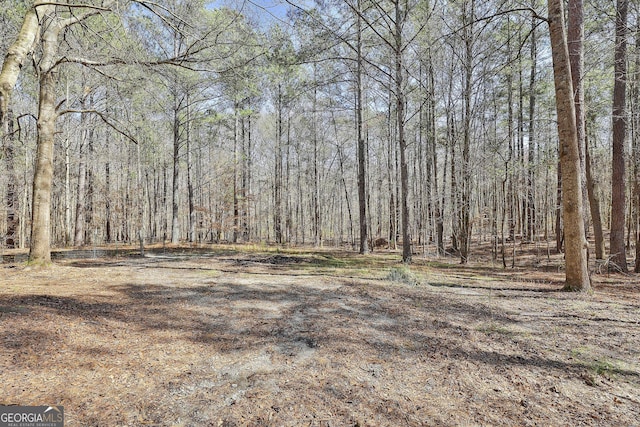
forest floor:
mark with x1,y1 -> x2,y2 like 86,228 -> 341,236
0,243 -> 639,426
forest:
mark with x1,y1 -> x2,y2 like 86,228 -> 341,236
1,0 -> 637,285
1,1 -> 640,424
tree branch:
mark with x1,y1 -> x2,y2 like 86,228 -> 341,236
58,108 -> 139,144
33,1 -> 111,11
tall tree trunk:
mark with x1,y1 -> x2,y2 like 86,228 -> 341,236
634,21 -> 640,272
1,7 -> 39,249
356,0 -> 369,254
241,116 -> 249,241
295,132 -> 303,244
29,5 -> 59,263
136,138 -> 146,255
312,78 -> 321,247
448,106 -> 458,252
527,10 -> 537,242
86,127 -> 95,241
547,0 -> 591,291
187,102 -> 195,243
568,0 -> 591,238
518,46 -> 526,239
74,104 -> 89,246
337,142 -> 355,248
555,160 -> 563,252
246,115 -> 253,241
388,93 -> 396,249
506,27 -> 516,246
3,109 -> 19,248
274,84 -> 283,244
585,110 -> 605,259
459,0 -> 475,264
105,133 -> 112,243
64,135 -> 72,245
232,104 -> 239,243
394,0 -> 411,263
162,162 -> 168,242
171,97 -> 181,244
610,0 -> 629,272
285,118 -> 292,243
426,55 -> 444,255
422,55 -> 436,253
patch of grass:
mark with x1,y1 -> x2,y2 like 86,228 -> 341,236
571,347 -> 625,380
590,359 -> 623,377
425,260 -> 457,269
476,322 -> 515,336
313,255 -> 348,268
387,266 -> 420,286
570,346 -> 590,358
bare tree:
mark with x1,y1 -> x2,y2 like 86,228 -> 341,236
547,0 -> 591,291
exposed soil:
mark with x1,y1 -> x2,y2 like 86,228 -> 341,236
1,244 -> 639,426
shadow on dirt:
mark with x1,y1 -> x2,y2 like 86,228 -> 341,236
2,275 -> 637,380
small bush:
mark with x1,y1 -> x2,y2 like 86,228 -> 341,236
387,266 -> 420,286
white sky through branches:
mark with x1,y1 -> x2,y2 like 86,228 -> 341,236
208,0 -> 291,23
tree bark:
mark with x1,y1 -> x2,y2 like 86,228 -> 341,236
585,110 -> 605,259
394,0 -> 411,263
232,104 -> 239,243
29,4 -> 59,263
3,109 -> 19,248
105,134 -> 112,243
634,21 -> 640,272
275,84 -> 283,244
187,102 -> 195,243
547,0 -> 591,291
0,7 -> 38,131
171,94 -> 181,244
610,0 -> 629,272
74,102 -> 89,246
1,6 -> 39,249
527,10 -> 537,242
568,0 -> 591,238
246,115 -> 253,241
459,0 -> 475,264
356,0 -> 369,254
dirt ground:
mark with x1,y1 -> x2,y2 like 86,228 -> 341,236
1,244 -> 639,426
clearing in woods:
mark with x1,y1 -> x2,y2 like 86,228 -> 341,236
0,244 -> 639,426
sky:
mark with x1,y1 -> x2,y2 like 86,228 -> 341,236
209,0 -> 292,23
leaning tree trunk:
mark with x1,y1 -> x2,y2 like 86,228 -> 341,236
569,0 -> 604,260
1,7 -> 39,249
568,0 -> 591,239
547,0 -> 591,291
585,110 -> 605,259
